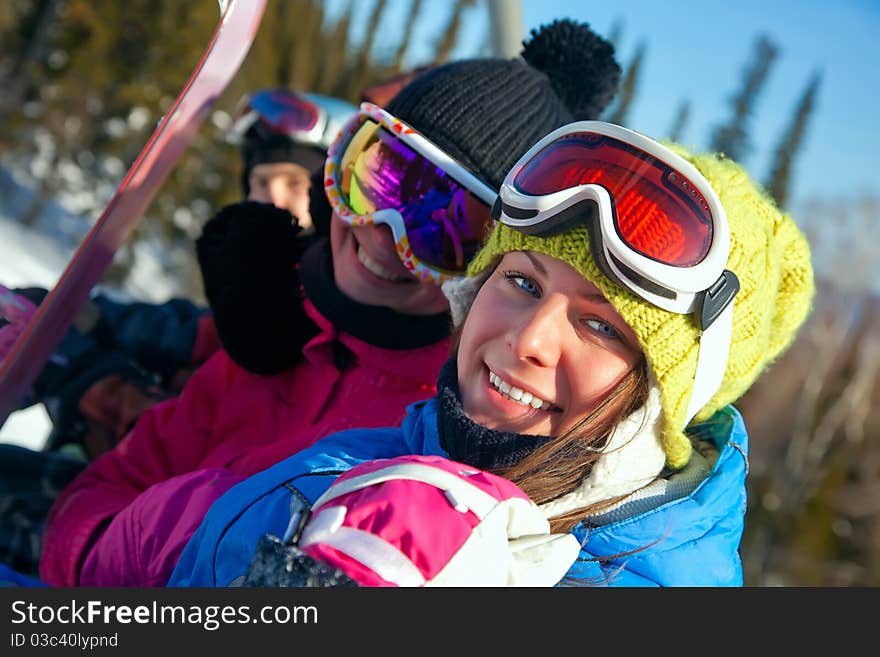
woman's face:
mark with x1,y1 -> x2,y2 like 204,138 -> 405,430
329,212 -> 450,315
457,250 -> 643,437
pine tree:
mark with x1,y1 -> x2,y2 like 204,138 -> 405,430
391,0 -> 424,73
348,0 -> 388,91
434,0 -> 477,64
668,100 -> 691,142
321,1 -> 355,97
765,72 -> 821,209
709,34 -> 778,162
606,18 -> 624,50
606,41 -> 645,126
0,0 -> 61,118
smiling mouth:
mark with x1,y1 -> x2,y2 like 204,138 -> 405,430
356,243 -> 413,283
488,369 -> 555,411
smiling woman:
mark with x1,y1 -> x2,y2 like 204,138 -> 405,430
457,250 -> 644,439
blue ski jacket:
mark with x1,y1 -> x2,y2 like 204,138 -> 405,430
169,397 -> 749,587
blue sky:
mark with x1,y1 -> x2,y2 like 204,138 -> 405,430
331,0 -> 880,208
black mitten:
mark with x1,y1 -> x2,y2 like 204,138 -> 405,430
196,201 -> 316,375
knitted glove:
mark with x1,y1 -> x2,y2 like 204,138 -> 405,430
196,201 -> 316,375
244,454 -> 582,587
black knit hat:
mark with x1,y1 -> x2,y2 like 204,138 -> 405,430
241,128 -> 327,196
385,19 -> 621,189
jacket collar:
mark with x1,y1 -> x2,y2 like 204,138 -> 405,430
574,406 -> 749,553
301,299 -> 449,387
300,238 -> 452,350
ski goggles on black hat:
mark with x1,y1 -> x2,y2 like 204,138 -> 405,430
227,88 -> 356,151
495,121 -> 740,424
324,102 -> 497,284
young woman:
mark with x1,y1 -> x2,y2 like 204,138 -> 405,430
101,119 -> 814,587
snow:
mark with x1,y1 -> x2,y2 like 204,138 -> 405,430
0,405 -> 52,451
0,215 -> 72,289
0,164 -> 182,450
0,171 -> 78,449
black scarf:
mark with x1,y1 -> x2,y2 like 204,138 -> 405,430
436,357 -> 552,471
299,239 -> 452,350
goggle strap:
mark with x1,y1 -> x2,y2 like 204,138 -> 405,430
606,252 -> 678,301
506,199 -> 594,237
684,299 -> 734,425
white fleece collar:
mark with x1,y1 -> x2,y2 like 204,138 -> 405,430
538,383 -> 666,520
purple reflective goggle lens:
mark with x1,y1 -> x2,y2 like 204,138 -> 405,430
247,89 -> 320,135
342,122 -> 491,273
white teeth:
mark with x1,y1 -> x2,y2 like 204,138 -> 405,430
488,370 -> 552,411
357,246 -> 408,282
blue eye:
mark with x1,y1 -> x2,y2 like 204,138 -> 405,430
585,318 -> 619,339
504,272 -> 540,296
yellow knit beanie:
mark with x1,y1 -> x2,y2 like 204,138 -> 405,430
465,144 -> 815,470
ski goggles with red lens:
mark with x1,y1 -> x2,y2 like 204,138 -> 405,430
324,102 -> 497,284
496,121 -> 740,424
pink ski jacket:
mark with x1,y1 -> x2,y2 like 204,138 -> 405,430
40,299 -> 449,586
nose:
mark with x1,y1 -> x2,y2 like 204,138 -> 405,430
507,293 -> 568,368
353,222 -> 398,254
267,176 -> 292,210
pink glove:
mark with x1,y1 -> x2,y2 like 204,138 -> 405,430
295,454 -> 581,587
0,285 -> 37,365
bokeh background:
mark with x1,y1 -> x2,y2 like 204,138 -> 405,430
1,0 -> 878,585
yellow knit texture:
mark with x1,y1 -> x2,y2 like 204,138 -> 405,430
467,146 -> 815,469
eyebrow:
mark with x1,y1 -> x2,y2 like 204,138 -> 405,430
523,251 -> 547,275
523,251 -> 611,304
580,291 -> 612,304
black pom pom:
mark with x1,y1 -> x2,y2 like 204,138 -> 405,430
521,18 -> 621,120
